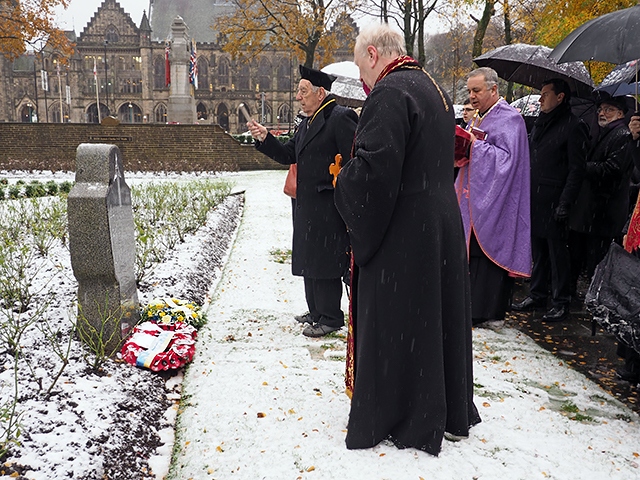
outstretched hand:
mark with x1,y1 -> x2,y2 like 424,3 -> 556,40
247,119 -> 268,142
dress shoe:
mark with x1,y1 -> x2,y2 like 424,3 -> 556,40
511,296 -> 545,312
294,312 -> 315,324
542,306 -> 568,322
302,322 -> 342,337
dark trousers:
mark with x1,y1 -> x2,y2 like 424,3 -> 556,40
303,276 -> 344,327
569,230 -> 612,293
530,235 -> 571,308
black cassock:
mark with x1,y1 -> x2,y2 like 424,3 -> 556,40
335,66 -> 481,455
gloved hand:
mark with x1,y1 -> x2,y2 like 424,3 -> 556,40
554,203 -> 570,221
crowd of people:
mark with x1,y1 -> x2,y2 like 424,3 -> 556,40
247,21 -> 640,456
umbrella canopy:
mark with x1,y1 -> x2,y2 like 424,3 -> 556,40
510,94 -> 541,117
596,59 -> 640,97
321,61 -> 366,107
549,4 -> 640,65
473,43 -> 594,98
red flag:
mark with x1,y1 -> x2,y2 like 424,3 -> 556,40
164,41 -> 171,87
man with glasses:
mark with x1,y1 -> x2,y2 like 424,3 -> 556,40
512,79 -> 588,322
460,98 -> 475,129
569,97 -> 632,292
247,65 -> 358,337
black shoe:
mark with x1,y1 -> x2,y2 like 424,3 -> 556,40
302,323 -> 342,337
294,312 -> 315,324
616,367 -> 640,384
511,296 -> 545,312
542,306 -> 568,322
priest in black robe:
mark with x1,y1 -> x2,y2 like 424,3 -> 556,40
334,23 -> 481,456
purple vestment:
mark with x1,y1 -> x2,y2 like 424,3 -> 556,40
455,98 -> 532,277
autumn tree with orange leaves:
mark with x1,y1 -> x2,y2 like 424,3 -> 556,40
215,0 -> 360,68
0,0 -> 73,59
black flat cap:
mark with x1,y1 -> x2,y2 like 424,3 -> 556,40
599,96 -> 629,114
299,65 -> 336,91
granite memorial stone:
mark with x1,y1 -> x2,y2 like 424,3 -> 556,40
68,143 -> 139,356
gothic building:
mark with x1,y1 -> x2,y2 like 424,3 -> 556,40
0,0 -> 356,133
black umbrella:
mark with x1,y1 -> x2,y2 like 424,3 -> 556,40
549,4 -> 640,65
473,43 -> 594,98
549,4 -> 640,110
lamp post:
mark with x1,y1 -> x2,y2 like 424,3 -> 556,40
27,102 -> 32,122
129,102 -> 133,123
104,41 -> 109,112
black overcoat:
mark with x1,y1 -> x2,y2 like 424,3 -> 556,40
569,119 -> 632,237
256,96 -> 357,278
529,103 -> 588,238
334,67 -> 481,455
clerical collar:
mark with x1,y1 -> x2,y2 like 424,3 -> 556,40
471,97 -> 503,128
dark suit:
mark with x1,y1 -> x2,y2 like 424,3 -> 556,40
569,118 -> 632,283
255,96 -> 358,327
528,102 -> 588,307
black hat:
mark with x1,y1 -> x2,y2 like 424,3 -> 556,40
598,96 -> 629,114
299,65 -> 336,91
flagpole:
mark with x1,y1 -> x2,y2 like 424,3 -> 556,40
94,57 -> 101,123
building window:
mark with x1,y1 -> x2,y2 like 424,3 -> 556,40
132,56 -> 142,71
155,104 -> 167,123
278,104 -> 292,127
216,103 -> 229,131
218,57 -> 230,86
258,57 -> 271,91
237,63 -> 250,90
119,103 -> 142,123
105,25 -> 119,44
153,56 -> 166,89
277,58 -> 292,91
197,102 -> 208,120
197,57 -> 209,91
86,103 -> 110,123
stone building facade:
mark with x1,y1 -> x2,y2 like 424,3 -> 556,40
0,0 -> 356,133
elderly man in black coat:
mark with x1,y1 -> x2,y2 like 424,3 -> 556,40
569,97 -> 632,292
512,79 -> 588,321
334,22 -> 480,456
247,65 -> 358,337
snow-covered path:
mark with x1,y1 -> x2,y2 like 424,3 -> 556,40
168,170 -> 640,480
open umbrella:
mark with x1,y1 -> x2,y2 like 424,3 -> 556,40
321,61 -> 366,108
549,3 -> 640,65
473,43 -> 595,98
596,59 -> 640,97
549,3 -> 640,110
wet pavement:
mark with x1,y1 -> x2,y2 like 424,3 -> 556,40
506,278 -> 640,415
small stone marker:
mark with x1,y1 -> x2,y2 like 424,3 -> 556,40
68,144 -> 139,356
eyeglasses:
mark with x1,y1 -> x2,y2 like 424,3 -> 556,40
463,107 -> 475,112
597,106 -> 620,114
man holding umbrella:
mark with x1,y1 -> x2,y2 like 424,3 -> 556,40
512,79 -> 589,321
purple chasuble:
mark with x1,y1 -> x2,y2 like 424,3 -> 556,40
455,98 -> 532,277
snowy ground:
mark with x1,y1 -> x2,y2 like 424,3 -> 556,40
168,171 -> 640,480
2,170 -> 640,480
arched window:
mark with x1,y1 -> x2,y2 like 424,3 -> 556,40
155,103 -> 167,123
237,63 -> 250,90
257,57 -> 271,91
277,58 -> 292,91
218,57 -> 230,87
197,102 -> 208,120
86,103 -> 110,124
51,102 -> 69,123
21,103 -> 36,123
105,25 -> 119,44
260,102 -> 273,124
118,102 -> 142,123
278,104 -> 292,127
153,56 -> 166,89
197,57 -> 209,91
237,103 -> 250,127
216,103 -> 229,131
